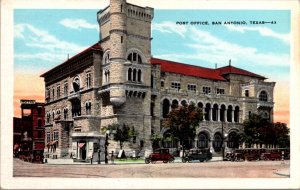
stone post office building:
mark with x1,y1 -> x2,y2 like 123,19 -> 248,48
41,0 -> 275,161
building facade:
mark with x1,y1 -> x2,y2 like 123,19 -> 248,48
41,0 -> 275,161
13,100 -> 45,159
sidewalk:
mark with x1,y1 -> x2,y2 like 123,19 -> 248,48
45,156 -> 224,165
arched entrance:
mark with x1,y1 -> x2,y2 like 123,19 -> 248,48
227,132 -> 240,149
197,132 -> 210,148
213,133 -> 222,152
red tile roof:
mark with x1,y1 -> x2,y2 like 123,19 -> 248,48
151,58 -> 265,81
216,65 -> 266,79
40,43 -> 101,77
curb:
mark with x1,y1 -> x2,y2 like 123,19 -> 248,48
273,172 -> 290,177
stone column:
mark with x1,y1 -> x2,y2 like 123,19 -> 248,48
209,108 -> 212,121
194,138 -> 198,148
224,109 -> 227,122
232,110 -> 235,123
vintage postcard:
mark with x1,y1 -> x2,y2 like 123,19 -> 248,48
1,0 -> 300,189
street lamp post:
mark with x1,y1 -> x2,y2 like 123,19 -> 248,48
221,121 -> 228,161
222,122 -> 225,160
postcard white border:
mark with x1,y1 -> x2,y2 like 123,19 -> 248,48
1,0 -> 300,189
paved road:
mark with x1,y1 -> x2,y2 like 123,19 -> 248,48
13,158 -> 289,178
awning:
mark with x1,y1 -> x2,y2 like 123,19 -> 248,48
78,143 -> 86,148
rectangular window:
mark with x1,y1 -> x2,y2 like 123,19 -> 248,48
46,88 -> 50,101
52,88 -> 55,100
46,132 -> 51,143
161,80 -> 164,88
86,73 -> 91,89
202,86 -> 211,94
216,88 -> 225,95
57,85 -> 60,99
187,84 -> 196,92
64,82 -> 68,97
53,131 -> 58,141
245,90 -> 249,97
171,82 -> 181,90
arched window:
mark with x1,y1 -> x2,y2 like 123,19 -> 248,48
171,99 -> 179,109
162,99 -> 170,118
72,99 -> 81,117
259,91 -> 268,102
63,108 -> 68,120
46,113 -> 50,123
104,70 -> 110,83
128,68 -> 132,81
197,102 -> 204,121
198,132 -> 209,148
213,133 -> 222,152
73,76 -> 80,92
127,52 -> 142,64
227,132 -> 239,148
86,102 -> 92,115
103,51 -> 110,65
205,103 -> 211,121
212,104 -> 218,121
181,100 -> 187,106
138,69 -> 142,82
133,69 -> 137,81
234,106 -> 240,122
227,105 -> 233,122
220,105 -> 226,122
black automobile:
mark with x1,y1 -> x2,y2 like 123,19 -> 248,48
182,148 -> 212,163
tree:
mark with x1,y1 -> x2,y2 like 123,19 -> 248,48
241,114 -> 290,148
241,114 -> 269,147
103,124 -> 131,149
161,103 -> 203,154
150,133 -> 162,150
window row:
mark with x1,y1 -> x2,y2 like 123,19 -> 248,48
103,50 -> 143,65
168,82 -> 225,95
244,89 -> 268,102
162,99 -> 240,123
46,101 -> 92,123
46,73 -> 92,102
128,68 -> 142,82
162,131 -> 239,149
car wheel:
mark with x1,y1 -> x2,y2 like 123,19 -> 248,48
163,160 -> 168,163
199,159 -> 204,162
145,158 -> 150,164
182,158 -> 187,163
169,158 -> 175,163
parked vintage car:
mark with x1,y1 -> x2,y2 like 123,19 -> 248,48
145,148 -> 175,164
182,148 -> 212,163
260,149 -> 289,160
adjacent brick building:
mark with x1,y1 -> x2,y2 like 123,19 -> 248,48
13,100 -> 45,161
41,0 -> 275,162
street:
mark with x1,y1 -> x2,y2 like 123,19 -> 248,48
13,158 -> 289,178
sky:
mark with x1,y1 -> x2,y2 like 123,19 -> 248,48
14,8 -> 290,125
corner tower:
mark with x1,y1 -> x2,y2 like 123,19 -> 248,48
97,0 -> 154,151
